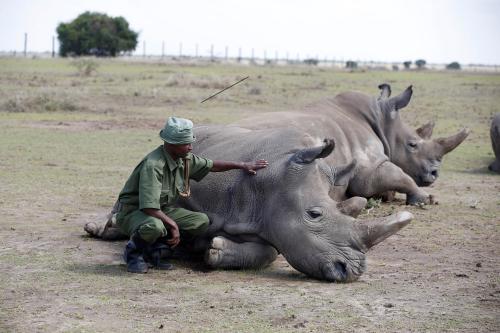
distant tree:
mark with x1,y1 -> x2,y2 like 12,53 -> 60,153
446,62 -> 461,70
403,61 -> 412,69
57,12 -> 138,57
415,59 -> 427,69
345,60 -> 358,69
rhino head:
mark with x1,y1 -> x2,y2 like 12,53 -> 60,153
262,139 -> 412,282
377,84 -> 470,186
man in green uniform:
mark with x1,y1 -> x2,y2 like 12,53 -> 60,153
117,117 -> 268,273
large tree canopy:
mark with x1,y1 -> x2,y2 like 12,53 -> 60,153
57,12 -> 138,57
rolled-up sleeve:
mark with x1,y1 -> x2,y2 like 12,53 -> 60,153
189,154 -> 214,182
138,160 -> 162,210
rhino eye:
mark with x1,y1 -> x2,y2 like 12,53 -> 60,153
408,141 -> 418,149
306,207 -> 323,220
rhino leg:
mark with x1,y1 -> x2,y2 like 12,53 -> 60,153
336,197 -> 367,218
489,159 -> 500,173
351,161 -> 431,205
83,201 -> 127,240
380,191 -> 396,202
205,236 -> 278,269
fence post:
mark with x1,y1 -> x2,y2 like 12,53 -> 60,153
162,41 -> 165,59
52,36 -> 55,58
210,44 -> 214,60
179,42 -> 183,57
195,43 -> 199,58
24,33 -> 28,57
143,41 -> 146,58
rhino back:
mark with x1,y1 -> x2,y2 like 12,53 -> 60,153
184,126 -> 319,236
237,104 -> 385,166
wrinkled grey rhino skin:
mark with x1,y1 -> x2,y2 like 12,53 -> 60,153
182,126 -> 412,282
85,126 -> 413,282
489,113 -> 500,173
237,84 -> 470,205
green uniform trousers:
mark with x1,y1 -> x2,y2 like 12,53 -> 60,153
116,204 -> 209,243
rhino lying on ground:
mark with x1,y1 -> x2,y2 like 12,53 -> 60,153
489,113 -> 500,173
237,84 -> 470,205
86,126 -> 413,282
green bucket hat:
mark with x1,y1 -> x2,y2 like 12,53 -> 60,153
159,117 -> 196,144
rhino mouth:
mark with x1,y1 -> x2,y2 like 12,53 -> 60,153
416,170 -> 439,187
416,176 -> 436,187
318,255 -> 366,282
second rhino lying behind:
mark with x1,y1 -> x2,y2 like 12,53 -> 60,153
237,83 -> 470,205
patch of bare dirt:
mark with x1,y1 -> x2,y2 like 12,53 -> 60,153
1,171 -> 499,332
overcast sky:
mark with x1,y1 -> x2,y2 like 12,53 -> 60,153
1,0 -> 499,64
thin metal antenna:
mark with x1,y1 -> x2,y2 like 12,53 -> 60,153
200,76 -> 249,103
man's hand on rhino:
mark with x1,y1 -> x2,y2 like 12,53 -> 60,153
243,159 -> 269,175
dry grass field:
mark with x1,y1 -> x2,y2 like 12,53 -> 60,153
0,57 -> 499,332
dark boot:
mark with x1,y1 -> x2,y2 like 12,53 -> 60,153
144,238 -> 174,270
124,232 -> 149,273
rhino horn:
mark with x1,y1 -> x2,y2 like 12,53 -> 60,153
378,83 -> 392,99
357,211 -> 413,249
292,139 -> 335,164
435,128 -> 471,155
388,85 -> 413,111
416,121 -> 435,139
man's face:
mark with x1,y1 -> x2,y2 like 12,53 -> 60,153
166,143 -> 193,159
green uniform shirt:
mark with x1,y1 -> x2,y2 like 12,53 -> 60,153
118,145 -> 213,210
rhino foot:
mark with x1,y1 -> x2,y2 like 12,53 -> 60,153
337,197 -> 367,218
204,236 -> 278,269
84,222 -> 101,237
489,160 -> 500,173
406,191 -> 434,206
205,237 -> 226,267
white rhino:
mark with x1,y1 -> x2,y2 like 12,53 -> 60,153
86,126 -> 413,282
237,84 -> 470,205
489,113 -> 500,173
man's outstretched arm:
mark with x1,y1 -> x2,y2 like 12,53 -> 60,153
211,160 -> 268,175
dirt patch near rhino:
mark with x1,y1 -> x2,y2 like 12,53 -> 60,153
1,173 -> 498,332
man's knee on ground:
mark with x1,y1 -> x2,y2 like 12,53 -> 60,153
138,218 -> 167,243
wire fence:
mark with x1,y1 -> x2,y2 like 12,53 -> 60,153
1,37 -> 498,72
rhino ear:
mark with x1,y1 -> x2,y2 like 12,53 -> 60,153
332,158 -> 357,186
435,128 -> 470,156
378,83 -> 392,99
416,121 -> 435,139
292,139 -> 335,164
388,85 -> 413,111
